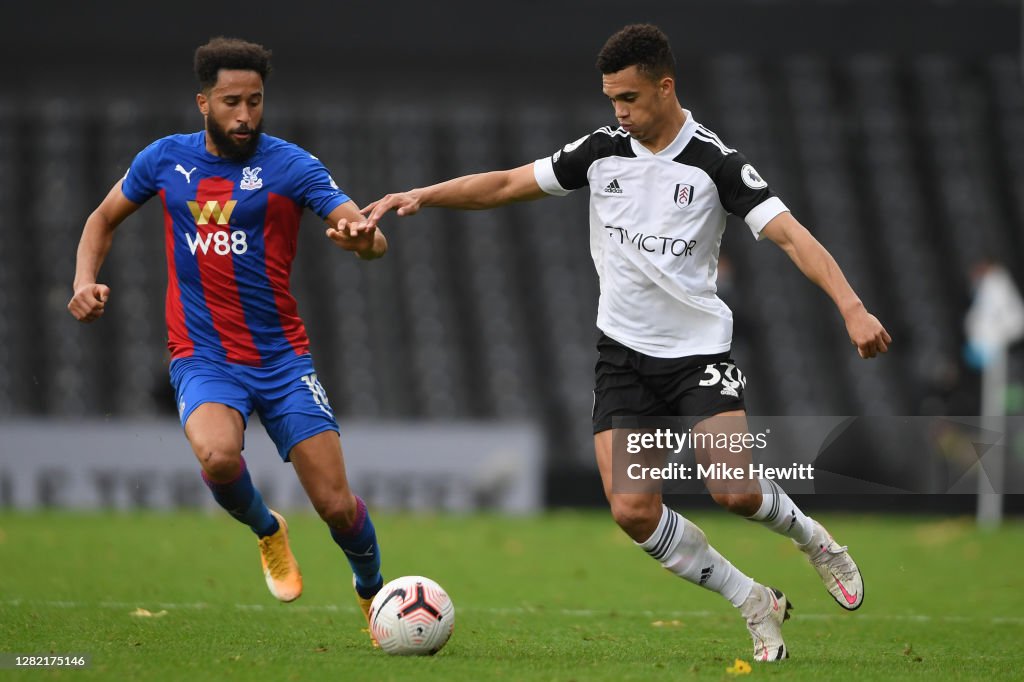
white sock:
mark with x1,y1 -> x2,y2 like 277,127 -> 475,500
739,583 -> 772,621
638,505 -> 754,608
747,478 -> 814,546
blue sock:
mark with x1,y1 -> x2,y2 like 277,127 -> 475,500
330,496 -> 383,598
201,456 -> 278,537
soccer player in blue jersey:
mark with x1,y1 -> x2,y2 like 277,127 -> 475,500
67,37 -> 386,640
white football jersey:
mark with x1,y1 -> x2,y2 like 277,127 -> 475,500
533,110 -> 788,358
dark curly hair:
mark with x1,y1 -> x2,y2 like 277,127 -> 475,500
194,37 -> 272,91
596,24 -> 675,80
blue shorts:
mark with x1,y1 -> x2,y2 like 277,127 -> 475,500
169,353 -> 339,461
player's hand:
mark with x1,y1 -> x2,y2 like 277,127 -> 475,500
67,283 -> 111,323
326,218 -> 378,256
360,191 -> 422,228
845,307 -> 891,359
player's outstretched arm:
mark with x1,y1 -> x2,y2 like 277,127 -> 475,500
324,200 -> 388,260
760,212 -> 891,359
359,163 -> 547,228
68,180 -> 141,323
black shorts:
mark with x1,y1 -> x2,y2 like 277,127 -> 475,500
592,333 -> 747,434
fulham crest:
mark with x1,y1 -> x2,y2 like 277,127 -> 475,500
674,183 -> 695,208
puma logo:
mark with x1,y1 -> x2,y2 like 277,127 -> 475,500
343,546 -> 376,558
174,164 -> 197,183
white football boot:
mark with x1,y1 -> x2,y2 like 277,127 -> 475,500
741,584 -> 792,663
800,519 -> 864,610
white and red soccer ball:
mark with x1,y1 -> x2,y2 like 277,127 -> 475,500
369,576 -> 455,655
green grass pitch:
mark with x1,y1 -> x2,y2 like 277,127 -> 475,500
1,510 -> 1021,680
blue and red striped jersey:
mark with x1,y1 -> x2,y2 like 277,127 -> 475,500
121,132 -> 350,366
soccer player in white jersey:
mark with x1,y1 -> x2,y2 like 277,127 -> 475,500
359,24 -> 891,662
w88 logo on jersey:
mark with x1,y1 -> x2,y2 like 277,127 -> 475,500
698,362 -> 747,398
185,230 -> 248,256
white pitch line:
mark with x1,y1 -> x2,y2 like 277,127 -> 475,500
1,600 -> 1022,625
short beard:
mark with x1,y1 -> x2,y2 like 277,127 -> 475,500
206,118 -> 263,161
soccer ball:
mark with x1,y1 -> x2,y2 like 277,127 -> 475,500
369,575 -> 455,655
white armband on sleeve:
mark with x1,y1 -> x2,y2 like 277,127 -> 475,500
744,197 -> 789,240
533,158 -> 571,196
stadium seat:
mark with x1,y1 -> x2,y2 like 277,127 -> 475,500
5,53 -> 1023,472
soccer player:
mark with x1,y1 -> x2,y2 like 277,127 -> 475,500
67,37 -> 386,640
360,24 -> 891,661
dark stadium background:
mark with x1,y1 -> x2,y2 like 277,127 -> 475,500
1,0 -> 1022,513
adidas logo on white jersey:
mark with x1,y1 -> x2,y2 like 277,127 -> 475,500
603,178 -> 623,194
